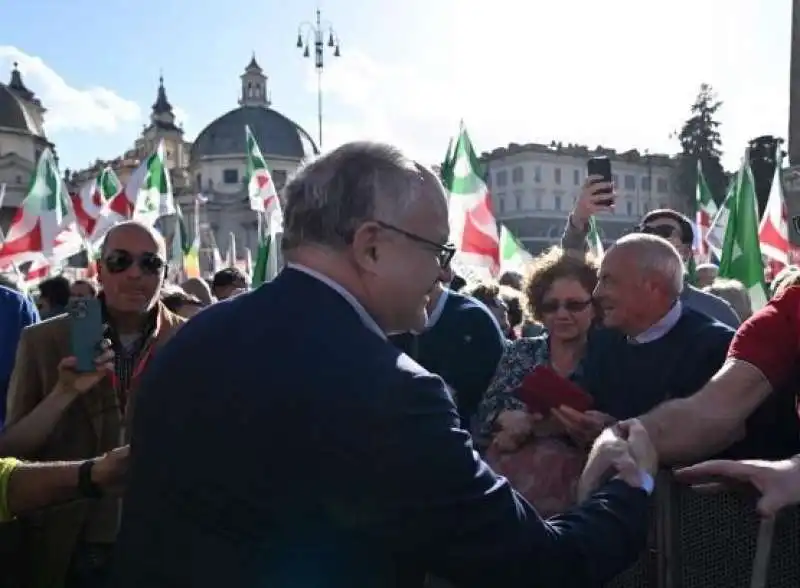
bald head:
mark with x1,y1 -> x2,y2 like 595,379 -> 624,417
612,233 -> 685,297
100,220 -> 167,260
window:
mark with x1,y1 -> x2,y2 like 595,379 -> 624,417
554,168 -> 562,185
534,166 -> 542,183
612,174 -> 619,187
641,176 -> 651,191
512,166 -> 524,184
657,178 -> 668,193
535,194 -> 542,209
554,195 -> 562,211
223,169 -> 239,184
497,197 -> 505,213
496,170 -> 508,187
272,170 -> 288,190
626,200 -> 633,216
514,189 -> 524,210
624,175 -> 636,190
573,169 -> 581,185
195,173 -> 202,188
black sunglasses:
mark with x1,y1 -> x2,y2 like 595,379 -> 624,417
539,299 -> 593,314
103,249 -> 165,276
376,221 -> 457,269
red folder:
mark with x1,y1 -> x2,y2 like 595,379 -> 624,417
515,365 -> 593,414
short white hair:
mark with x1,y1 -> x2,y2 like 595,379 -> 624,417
612,233 -> 685,297
100,220 -> 167,260
281,141 -> 431,250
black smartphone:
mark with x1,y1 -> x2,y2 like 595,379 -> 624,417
68,297 -> 104,373
587,156 -> 614,205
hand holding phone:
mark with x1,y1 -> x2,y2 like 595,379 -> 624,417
58,299 -> 113,396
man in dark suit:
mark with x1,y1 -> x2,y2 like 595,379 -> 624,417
111,142 -> 657,588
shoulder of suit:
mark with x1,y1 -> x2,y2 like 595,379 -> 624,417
21,312 -> 69,343
678,305 -> 736,337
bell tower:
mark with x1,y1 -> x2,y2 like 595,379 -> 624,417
239,53 -> 270,107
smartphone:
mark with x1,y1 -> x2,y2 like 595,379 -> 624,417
587,156 -> 614,205
516,365 -> 594,414
68,297 -> 105,373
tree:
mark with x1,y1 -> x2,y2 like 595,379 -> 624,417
675,84 -> 728,207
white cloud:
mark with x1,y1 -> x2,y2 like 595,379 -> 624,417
305,0 -> 790,171
0,46 -> 141,134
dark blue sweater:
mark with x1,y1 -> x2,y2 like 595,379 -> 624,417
390,291 -> 506,427
582,308 -> 735,420
0,285 -> 39,426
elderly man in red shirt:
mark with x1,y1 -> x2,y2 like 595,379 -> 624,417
582,285 -> 800,497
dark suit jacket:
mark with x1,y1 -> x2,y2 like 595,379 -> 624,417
110,268 -> 650,588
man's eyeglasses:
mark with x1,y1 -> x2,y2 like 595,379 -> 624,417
539,299 -> 593,314
376,221 -> 456,268
103,249 -> 165,276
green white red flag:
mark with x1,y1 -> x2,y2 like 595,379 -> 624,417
694,160 -> 718,260
441,123 -> 500,276
0,147 -> 82,268
758,151 -> 790,274
245,125 -> 280,217
129,139 -> 175,226
499,225 -> 532,273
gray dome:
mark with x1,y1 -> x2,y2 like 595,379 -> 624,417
191,106 -> 318,161
0,85 -> 41,135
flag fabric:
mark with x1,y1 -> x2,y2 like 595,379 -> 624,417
245,125 -> 279,215
587,217 -> 604,258
442,123 -> 500,276
87,167 -> 128,243
706,179 -> 735,260
694,160 -> 718,260
440,137 -> 454,183
718,157 -> 768,310
129,139 -> 175,226
499,225 -> 533,273
758,151 -> 789,273
252,199 -> 285,288
0,148 -> 83,267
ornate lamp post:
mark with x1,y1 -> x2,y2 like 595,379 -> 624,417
296,9 -> 341,151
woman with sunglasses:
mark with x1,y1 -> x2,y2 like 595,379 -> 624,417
474,246 -> 601,516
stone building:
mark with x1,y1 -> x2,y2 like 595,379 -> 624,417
483,142 -> 687,255
0,63 -> 54,230
65,54 -> 317,273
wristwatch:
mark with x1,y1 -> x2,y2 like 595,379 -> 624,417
78,460 -> 103,499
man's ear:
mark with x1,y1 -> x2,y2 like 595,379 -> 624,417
351,222 -> 382,272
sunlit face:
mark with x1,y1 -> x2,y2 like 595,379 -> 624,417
593,247 -> 651,333
695,266 -> 718,288
98,226 -> 165,314
539,277 -> 595,341
358,181 -> 452,334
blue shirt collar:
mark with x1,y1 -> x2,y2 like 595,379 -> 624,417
629,300 -> 682,344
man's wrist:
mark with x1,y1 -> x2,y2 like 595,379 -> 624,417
568,213 -> 588,231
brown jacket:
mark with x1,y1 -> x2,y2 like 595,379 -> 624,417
4,302 -> 184,588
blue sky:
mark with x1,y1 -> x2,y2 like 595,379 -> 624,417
0,0 -> 793,173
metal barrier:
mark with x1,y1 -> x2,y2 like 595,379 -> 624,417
606,472 -> 800,588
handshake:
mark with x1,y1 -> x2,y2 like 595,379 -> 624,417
577,419 -> 658,501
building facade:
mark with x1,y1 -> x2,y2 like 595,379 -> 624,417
484,143 -> 688,255
0,63 -> 53,230
65,55 -> 317,274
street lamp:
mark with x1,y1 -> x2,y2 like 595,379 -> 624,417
296,9 -> 341,151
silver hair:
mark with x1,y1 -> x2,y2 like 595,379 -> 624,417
613,233 -> 685,297
281,141 -> 429,250
99,220 -> 167,260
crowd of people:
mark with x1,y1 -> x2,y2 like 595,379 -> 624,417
0,140 -> 799,587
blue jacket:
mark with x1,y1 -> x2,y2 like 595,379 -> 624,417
111,268 -> 649,588
0,285 -> 38,425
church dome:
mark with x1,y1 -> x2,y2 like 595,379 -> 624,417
0,64 -> 45,136
190,105 -> 318,161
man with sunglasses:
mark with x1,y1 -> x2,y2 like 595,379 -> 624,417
3,220 -> 185,588
563,179 -> 741,328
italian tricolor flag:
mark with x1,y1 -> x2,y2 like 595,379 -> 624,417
245,124 -> 279,215
499,225 -> 532,273
0,147 -> 83,268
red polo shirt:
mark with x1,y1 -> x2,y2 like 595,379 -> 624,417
728,286 -> 800,389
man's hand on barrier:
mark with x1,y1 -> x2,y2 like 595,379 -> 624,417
675,456 -> 800,518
